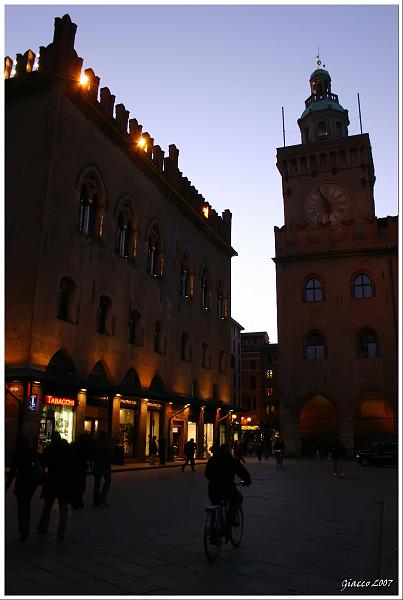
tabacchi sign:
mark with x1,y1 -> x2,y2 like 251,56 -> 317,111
45,395 -> 76,407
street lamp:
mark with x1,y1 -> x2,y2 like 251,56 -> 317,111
167,403 -> 190,462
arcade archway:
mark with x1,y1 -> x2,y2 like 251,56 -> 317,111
300,394 -> 340,456
353,393 -> 395,448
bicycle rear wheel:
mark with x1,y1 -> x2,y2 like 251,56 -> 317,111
204,509 -> 222,561
229,506 -> 244,547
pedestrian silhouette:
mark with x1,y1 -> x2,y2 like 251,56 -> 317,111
158,434 -> 166,465
149,435 -> 158,465
233,440 -> 246,463
209,440 -> 220,457
181,438 -> 196,471
256,440 -> 263,461
92,430 -> 112,506
37,431 -> 73,541
330,438 -> 346,477
6,432 -> 42,542
70,432 -> 92,508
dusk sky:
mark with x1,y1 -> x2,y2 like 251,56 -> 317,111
4,3 -> 399,342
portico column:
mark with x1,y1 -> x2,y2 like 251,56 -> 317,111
75,389 -> 87,439
135,399 -> 148,462
197,407 -> 205,459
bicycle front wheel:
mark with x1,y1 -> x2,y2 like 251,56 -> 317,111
204,510 -> 222,561
229,506 -> 244,547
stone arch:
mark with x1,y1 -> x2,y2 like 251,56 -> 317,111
89,359 -> 110,382
149,374 -> 165,394
299,393 -> 341,456
121,368 -> 142,391
353,392 -> 395,448
47,348 -> 76,376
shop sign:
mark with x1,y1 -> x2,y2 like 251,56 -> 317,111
120,399 -> 138,407
147,402 -> 162,409
241,425 -> 260,430
45,395 -> 76,407
28,394 -> 39,412
8,385 -> 22,394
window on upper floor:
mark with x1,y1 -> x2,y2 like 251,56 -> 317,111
219,350 -> 225,374
57,277 -> 78,323
147,224 -> 163,277
305,277 -> 324,302
335,121 -> 342,137
250,360 -> 256,370
154,321 -> 162,353
217,282 -> 228,319
201,267 -> 212,311
97,295 -> 113,335
353,273 -> 374,299
357,329 -> 379,358
180,332 -> 192,362
250,375 -> 256,390
116,214 -> 135,259
180,252 -> 194,298
305,332 -> 326,360
128,309 -> 143,346
202,342 -> 210,369
78,170 -> 105,238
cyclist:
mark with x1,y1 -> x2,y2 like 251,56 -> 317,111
273,437 -> 285,465
205,444 -> 251,525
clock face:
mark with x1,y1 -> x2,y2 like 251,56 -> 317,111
304,183 -> 352,227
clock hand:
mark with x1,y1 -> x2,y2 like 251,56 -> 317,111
318,190 -> 332,216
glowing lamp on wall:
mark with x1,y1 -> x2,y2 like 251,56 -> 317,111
137,136 -> 147,152
79,73 -> 89,86
247,417 -> 252,422
202,204 -> 210,219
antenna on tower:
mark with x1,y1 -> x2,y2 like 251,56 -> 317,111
357,93 -> 363,134
282,106 -> 286,147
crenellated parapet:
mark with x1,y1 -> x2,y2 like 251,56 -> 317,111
4,13 -> 232,247
274,215 -> 398,259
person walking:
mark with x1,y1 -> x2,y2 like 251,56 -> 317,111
37,431 -> 73,541
263,436 -> 272,460
233,440 -> 246,464
70,432 -> 92,508
149,435 -> 158,465
181,438 -> 196,471
6,433 -> 42,542
158,434 -> 166,465
255,440 -> 263,462
331,438 -> 347,477
92,430 -> 112,506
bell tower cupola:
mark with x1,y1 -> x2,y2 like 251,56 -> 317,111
298,59 -> 350,144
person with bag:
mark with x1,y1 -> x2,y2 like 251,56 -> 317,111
149,435 -> 158,465
37,431 -> 73,541
6,432 -> 42,542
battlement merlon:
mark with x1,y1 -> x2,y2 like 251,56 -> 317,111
273,215 -> 398,259
5,13 -> 234,251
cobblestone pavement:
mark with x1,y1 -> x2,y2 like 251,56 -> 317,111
3,458 -> 399,597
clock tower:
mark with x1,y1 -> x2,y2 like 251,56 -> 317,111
273,61 -> 397,457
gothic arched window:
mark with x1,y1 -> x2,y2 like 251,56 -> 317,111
57,277 -> 78,323
128,309 -> 142,346
201,267 -> 211,310
97,295 -> 113,335
78,170 -> 105,238
180,252 -> 194,298
147,224 -> 163,277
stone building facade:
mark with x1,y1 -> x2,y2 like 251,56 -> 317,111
5,14 -> 236,463
274,61 -> 398,456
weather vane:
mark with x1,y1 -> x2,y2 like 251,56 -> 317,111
315,46 -> 325,69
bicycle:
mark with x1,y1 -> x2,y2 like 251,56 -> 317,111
275,449 -> 284,468
204,482 -> 246,561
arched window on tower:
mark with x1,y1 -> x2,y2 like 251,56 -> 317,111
116,214 -> 134,259
128,309 -> 143,346
335,121 -> 342,137
304,277 -> 324,302
357,329 -> 379,358
305,332 -> 326,360
180,332 -> 191,362
352,273 -> 374,299
180,252 -> 194,298
318,121 -> 328,138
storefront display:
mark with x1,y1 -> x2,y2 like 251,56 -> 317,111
38,395 -> 76,452
204,423 -> 214,456
119,399 -> 138,456
146,402 -> 161,456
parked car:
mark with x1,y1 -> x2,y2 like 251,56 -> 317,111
356,437 -> 398,467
